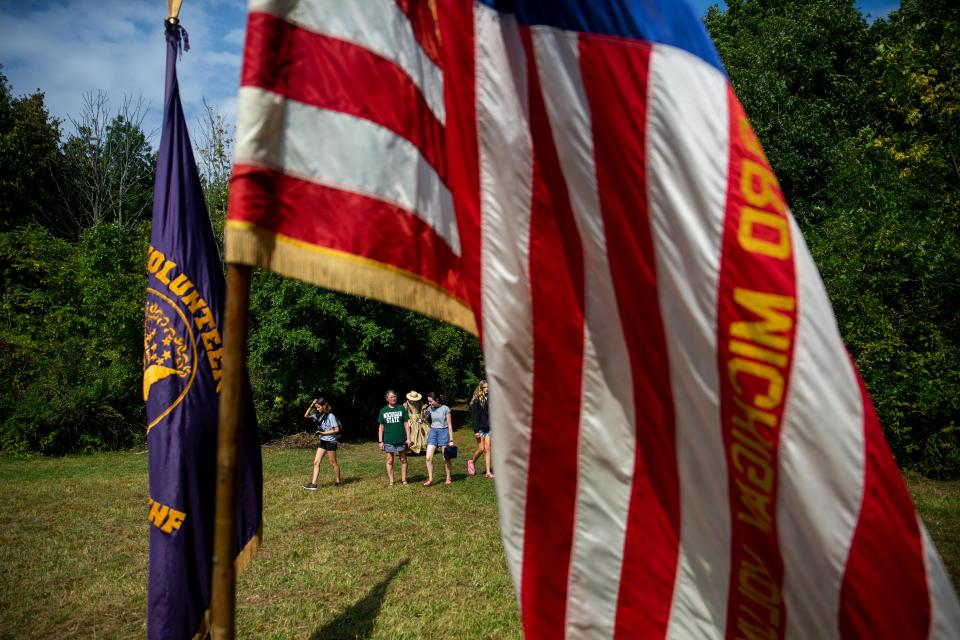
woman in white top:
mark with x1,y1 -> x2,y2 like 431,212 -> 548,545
302,397 -> 341,489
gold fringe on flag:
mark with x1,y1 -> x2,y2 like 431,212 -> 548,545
225,221 -> 478,336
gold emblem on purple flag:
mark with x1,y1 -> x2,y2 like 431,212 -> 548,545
144,288 -> 197,431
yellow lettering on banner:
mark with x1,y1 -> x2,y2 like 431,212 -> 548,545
201,328 -> 222,355
202,329 -> 225,390
194,306 -> 216,333
147,498 -> 186,534
729,339 -> 788,368
156,259 -> 178,285
736,478 -> 773,534
731,289 -> 795,351
148,498 -> 169,527
178,289 -> 198,310
741,159 -> 785,215
732,443 -> 774,492
160,508 -> 186,534
146,247 -> 166,275
737,615 -> 778,640
168,273 -> 194,297
731,396 -> 777,454
183,292 -> 207,315
738,207 -> 791,260
729,358 -> 784,410
207,349 -> 223,370
144,252 -> 225,394
738,546 -> 782,631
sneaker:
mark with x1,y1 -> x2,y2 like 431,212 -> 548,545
302,483 -> 317,491
484,472 -> 495,479
467,459 -> 476,476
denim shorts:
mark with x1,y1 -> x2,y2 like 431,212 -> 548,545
427,427 -> 450,447
383,442 -> 407,453
475,430 -> 490,438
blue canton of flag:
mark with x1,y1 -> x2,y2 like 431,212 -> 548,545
145,20 -> 262,640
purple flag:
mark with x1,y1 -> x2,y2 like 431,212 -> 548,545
145,20 -> 262,639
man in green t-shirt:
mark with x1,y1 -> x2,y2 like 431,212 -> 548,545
377,389 -> 411,486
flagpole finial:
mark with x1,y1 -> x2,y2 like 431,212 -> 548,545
167,0 -> 183,21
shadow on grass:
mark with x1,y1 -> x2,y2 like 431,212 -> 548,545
308,558 -> 410,640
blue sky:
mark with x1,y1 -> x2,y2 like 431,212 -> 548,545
0,0 -> 898,146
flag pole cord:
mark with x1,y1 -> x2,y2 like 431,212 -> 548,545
210,263 -> 252,640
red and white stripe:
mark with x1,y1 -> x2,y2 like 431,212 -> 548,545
474,7 -> 535,599
229,1 -> 960,637
472,3 -> 959,639
232,0 -> 466,300
645,44 -> 732,638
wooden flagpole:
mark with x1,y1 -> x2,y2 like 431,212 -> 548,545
210,263 -> 252,640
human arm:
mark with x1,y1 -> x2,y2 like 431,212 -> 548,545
304,400 -> 317,418
378,423 -> 384,450
404,421 -> 411,446
446,409 -> 454,445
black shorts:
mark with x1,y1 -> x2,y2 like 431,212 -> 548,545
318,440 -> 338,451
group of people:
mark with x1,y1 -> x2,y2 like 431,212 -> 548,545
302,380 -> 492,490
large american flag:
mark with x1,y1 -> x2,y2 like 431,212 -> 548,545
226,1 -> 960,637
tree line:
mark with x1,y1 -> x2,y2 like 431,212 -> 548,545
0,0 -> 956,477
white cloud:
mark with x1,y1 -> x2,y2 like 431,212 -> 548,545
0,0 -> 247,146
224,27 -> 247,47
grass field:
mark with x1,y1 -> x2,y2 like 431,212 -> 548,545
0,428 -> 956,638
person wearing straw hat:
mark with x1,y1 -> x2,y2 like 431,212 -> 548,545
404,390 -> 429,454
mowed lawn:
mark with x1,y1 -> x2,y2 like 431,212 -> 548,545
0,429 -> 957,639
0,427 -> 519,639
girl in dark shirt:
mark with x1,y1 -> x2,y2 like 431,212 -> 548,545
468,380 -> 493,478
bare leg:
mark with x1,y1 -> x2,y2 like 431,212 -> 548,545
311,448 -> 325,484
424,444 -> 437,484
484,436 -> 492,475
328,449 -> 341,484
386,452 -> 395,486
444,456 -> 452,483
399,452 -> 408,484
472,435 -> 484,463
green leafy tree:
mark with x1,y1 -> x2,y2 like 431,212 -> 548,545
248,273 -> 394,440
245,270 -> 483,441
0,68 -> 64,231
705,0 -> 874,223
707,0 -> 959,477
809,0 -> 960,477
0,222 -> 149,454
